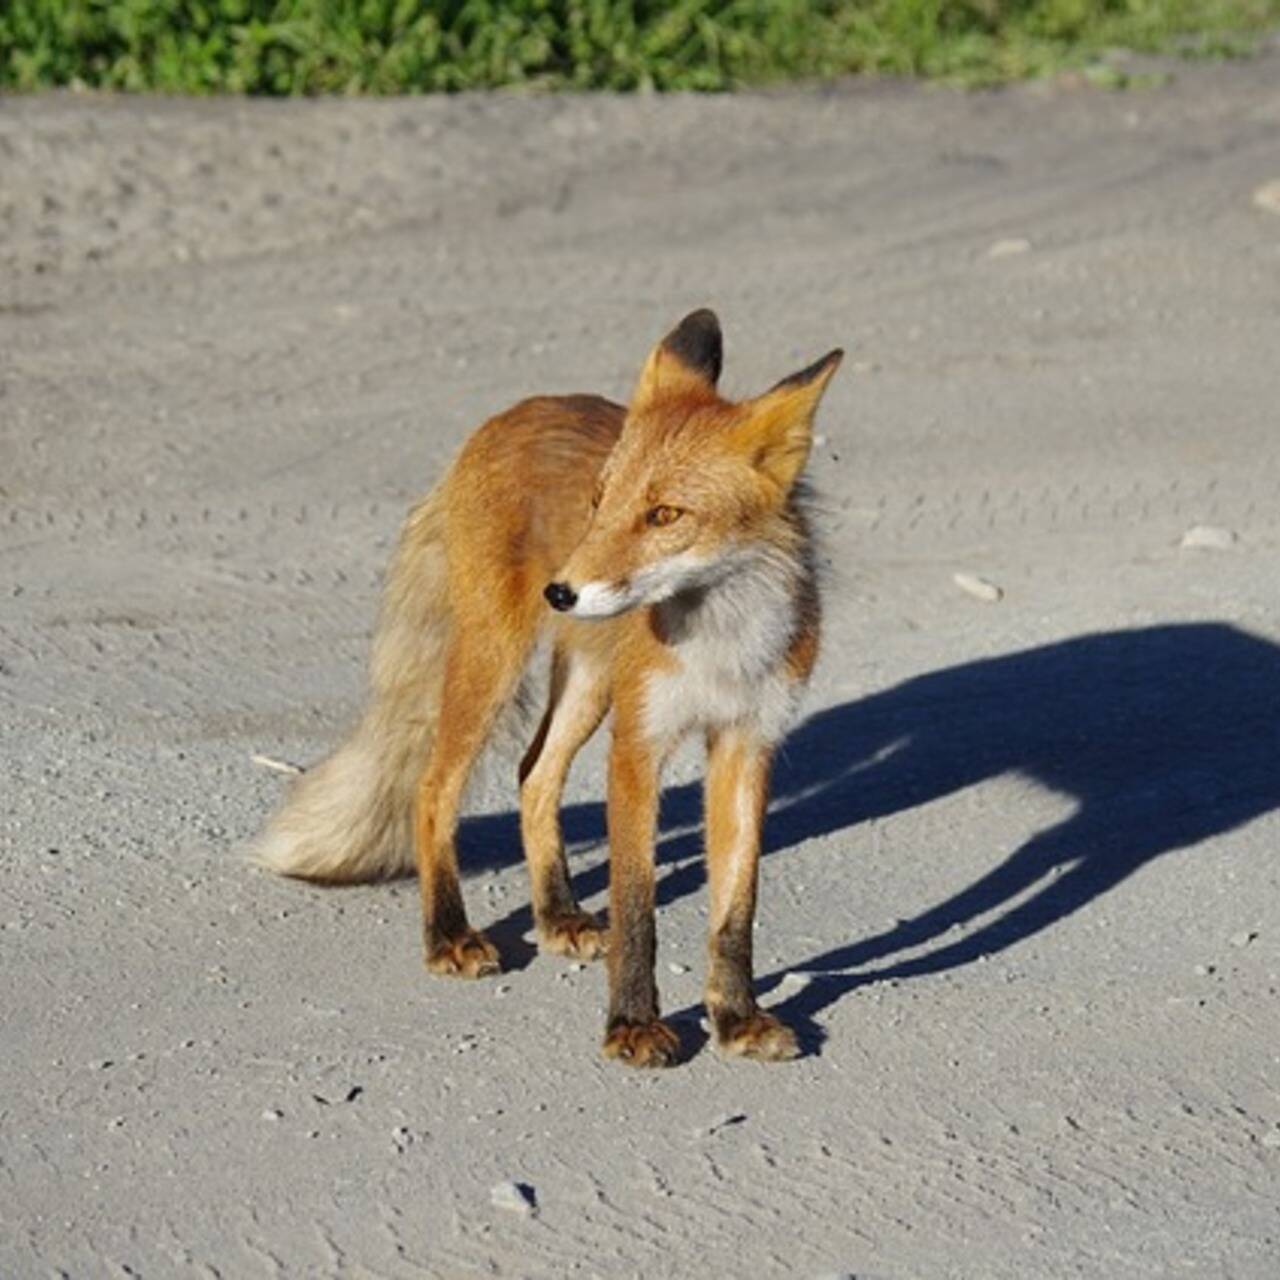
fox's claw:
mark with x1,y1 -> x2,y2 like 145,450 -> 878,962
602,1018 -> 681,1068
425,930 -> 501,979
713,1009 -> 799,1061
538,911 -> 607,961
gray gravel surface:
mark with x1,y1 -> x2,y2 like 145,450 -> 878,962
3,57 -> 1280,1278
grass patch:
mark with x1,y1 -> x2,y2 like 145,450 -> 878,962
2,0 -> 1278,94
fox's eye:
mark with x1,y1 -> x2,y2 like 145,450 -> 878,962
646,505 -> 682,528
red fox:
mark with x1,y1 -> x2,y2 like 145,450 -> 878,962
256,310 -> 841,1066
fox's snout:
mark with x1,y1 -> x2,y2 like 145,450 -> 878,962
544,581 -> 578,612
545,575 -> 635,620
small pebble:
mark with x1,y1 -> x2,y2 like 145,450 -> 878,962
1180,524 -> 1236,550
490,1180 -> 537,1216
1260,1130 -> 1280,1149
668,962 -> 690,975
262,1107 -> 284,1121
391,1126 -> 414,1153
953,572 -> 1003,603
495,984 -> 511,997
1230,930 -> 1258,948
780,971 -> 813,990
1193,963 -> 1215,977
1254,180 -> 1280,215
987,237 -> 1031,258
568,962 -> 585,973
250,752 -> 303,775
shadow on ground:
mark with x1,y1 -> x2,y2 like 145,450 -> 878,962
464,623 -> 1280,1038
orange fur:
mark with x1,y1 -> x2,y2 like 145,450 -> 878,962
255,310 -> 841,1066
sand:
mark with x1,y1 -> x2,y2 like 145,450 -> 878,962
3,51 -> 1280,1278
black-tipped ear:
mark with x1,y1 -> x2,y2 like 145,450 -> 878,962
769,347 -> 843,392
663,309 -> 723,386
631,309 -> 723,412
734,347 -> 843,493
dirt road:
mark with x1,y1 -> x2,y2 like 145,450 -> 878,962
3,54 -> 1280,1277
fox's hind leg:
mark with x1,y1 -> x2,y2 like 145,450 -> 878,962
704,726 -> 798,1061
416,627 -> 531,978
518,633 -> 610,960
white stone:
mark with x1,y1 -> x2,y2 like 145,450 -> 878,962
1180,525 -> 1236,550
491,1180 -> 536,1216
953,572 -> 1003,603
1253,180 -> 1280,215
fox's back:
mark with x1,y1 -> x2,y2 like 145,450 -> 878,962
442,393 -> 624,594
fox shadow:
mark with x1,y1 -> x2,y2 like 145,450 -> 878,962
464,622 -> 1280,1036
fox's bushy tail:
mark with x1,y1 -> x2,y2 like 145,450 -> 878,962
253,489 -> 451,882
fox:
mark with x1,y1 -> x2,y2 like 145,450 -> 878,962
255,309 -> 842,1067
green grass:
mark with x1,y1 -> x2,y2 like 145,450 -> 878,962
2,0 -> 1277,94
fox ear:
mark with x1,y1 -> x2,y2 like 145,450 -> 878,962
737,348 -> 843,493
631,309 -> 723,412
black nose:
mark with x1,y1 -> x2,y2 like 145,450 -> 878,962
544,581 -> 578,612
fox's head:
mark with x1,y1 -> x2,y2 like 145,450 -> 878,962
544,309 -> 841,620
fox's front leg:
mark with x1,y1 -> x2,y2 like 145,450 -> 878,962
704,727 -> 798,1060
518,643 -> 610,960
601,716 -> 679,1067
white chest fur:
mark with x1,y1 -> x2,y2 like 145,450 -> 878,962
642,550 -> 808,747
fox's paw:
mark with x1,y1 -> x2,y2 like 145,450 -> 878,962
602,1018 -> 681,1069
425,930 -> 501,979
538,910 -> 607,961
713,1010 -> 799,1062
